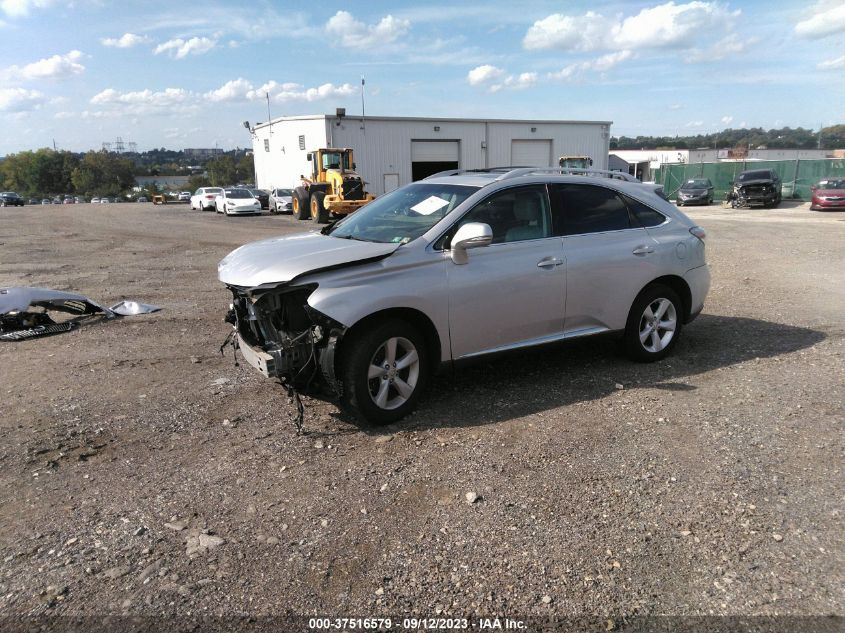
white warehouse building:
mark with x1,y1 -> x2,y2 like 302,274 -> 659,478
251,113 -> 612,196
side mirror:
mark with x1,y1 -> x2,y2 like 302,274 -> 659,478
352,162 -> 356,170
810,185 -> 817,191
450,222 -> 493,265
306,153 -> 312,161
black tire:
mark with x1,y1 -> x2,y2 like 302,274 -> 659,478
340,319 -> 429,425
293,187 -> 310,220
310,191 -> 329,223
624,284 -> 683,363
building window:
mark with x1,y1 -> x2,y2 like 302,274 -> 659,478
299,135 -> 306,150
264,139 -> 270,152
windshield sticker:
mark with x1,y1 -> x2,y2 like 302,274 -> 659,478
410,195 -> 450,216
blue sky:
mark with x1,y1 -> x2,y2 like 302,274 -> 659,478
1,0 -> 844,155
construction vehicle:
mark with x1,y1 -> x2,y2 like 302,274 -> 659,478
558,155 -> 594,170
292,148 -> 374,223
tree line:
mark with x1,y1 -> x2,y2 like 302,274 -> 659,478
0,149 -> 255,198
611,125 -> 845,151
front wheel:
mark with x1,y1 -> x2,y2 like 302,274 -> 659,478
624,284 -> 683,363
340,319 -> 429,425
293,187 -> 310,220
311,192 -> 329,223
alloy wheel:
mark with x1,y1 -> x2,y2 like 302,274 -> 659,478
638,298 -> 677,353
367,336 -> 420,410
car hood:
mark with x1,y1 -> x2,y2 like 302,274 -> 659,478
735,179 -> 775,187
680,188 -> 707,194
218,231 -> 400,289
814,188 -> 845,197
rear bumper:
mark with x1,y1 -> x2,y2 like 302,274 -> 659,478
683,264 -> 710,323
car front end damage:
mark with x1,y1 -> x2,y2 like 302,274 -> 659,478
731,181 -> 780,208
224,283 -> 346,393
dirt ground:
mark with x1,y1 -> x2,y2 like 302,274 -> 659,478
0,201 -> 843,628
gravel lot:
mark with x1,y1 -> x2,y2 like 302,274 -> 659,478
0,201 -> 843,627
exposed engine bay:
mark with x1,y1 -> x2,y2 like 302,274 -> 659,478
224,284 -> 347,395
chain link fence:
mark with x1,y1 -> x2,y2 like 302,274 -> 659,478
655,159 -> 845,201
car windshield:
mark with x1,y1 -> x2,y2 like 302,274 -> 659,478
249,190 -> 266,196
328,183 -> 477,244
226,189 -> 253,199
818,179 -> 845,189
683,179 -> 710,188
738,170 -> 773,181
205,188 -> 223,194
276,189 -> 293,196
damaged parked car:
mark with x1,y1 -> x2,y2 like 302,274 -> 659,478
219,167 -> 710,425
728,169 -> 782,208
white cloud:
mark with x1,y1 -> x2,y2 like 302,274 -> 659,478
721,115 -> 734,125
205,78 -> 254,102
2,50 -> 84,81
614,2 -> 739,49
524,2 -> 740,52
0,87 -> 45,112
204,78 -> 356,103
53,110 -> 74,119
818,54 -> 845,69
0,0 -> 53,17
88,87 -> 197,117
325,11 -> 410,48
685,120 -> 704,128
547,50 -> 633,81
154,36 -> 217,59
466,65 -> 535,92
689,33 -> 758,62
467,64 -> 506,86
101,33 -> 150,48
795,2 -> 845,38
523,11 -> 610,51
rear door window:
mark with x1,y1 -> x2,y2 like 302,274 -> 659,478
549,184 -> 632,236
621,194 -> 667,227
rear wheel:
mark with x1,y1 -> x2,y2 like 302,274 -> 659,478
311,192 -> 329,223
624,284 -> 683,363
341,319 -> 429,425
293,187 -> 310,220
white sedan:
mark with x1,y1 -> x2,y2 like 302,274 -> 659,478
190,187 -> 224,211
270,188 -> 294,214
215,188 -> 262,216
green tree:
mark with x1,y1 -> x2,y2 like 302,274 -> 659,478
71,151 -> 135,197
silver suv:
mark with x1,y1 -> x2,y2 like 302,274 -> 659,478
219,168 -> 710,425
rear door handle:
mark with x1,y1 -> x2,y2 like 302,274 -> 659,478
632,245 -> 655,256
537,257 -> 564,269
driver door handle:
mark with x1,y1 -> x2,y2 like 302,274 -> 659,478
632,245 -> 655,256
537,257 -> 564,269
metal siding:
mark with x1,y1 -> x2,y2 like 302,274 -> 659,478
252,118 -> 329,190
253,117 -> 609,195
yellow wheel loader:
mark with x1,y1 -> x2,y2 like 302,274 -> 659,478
292,148 -> 374,224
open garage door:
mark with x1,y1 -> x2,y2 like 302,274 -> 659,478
411,140 -> 459,181
511,140 -> 552,167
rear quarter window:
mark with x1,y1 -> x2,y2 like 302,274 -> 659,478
622,194 -> 667,228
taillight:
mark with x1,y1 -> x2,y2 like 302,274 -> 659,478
689,226 -> 706,241
206,195 -> 215,199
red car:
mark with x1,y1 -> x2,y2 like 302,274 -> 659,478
810,178 -> 845,211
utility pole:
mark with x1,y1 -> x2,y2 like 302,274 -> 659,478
360,76 -> 366,131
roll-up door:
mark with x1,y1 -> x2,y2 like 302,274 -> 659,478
411,140 -> 459,180
511,140 -> 552,167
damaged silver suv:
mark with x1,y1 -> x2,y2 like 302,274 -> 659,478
219,168 -> 710,425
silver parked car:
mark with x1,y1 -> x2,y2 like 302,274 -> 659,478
269,188 -> 294,214
219,168 -> 710,425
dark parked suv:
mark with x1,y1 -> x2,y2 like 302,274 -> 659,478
729,169 -> 782,208
0,192 -> 25,207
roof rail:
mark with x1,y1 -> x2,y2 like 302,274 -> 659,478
424,166 -> 640,183
496,167 -> 640,182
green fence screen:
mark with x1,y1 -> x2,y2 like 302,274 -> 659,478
655,159 -> 845,201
